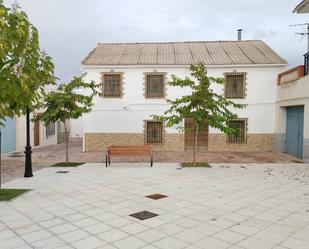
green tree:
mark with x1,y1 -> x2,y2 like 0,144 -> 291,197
36,74 -> 101,165
153,63 -> 246,166
0,1 -> 55,188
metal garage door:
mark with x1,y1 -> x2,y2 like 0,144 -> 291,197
0,117 -> 16,154
286,106 -> 304,158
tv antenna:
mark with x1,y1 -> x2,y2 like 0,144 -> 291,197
290,23 -> 309,52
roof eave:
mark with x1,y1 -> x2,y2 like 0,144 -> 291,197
81,63 -> 287,69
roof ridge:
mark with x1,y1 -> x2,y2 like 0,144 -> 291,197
97,40 -> 264,46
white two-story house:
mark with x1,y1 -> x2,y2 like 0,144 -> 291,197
80,40 -> 287,153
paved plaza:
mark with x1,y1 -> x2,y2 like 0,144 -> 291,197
1,163 -> 309,249
1,139 -> 302,184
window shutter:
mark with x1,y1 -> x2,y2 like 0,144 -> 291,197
103,74 -> 122,97
227,119 -> 247,144
225,73 -> 245,99
146,121 -> 163,144
146,75 -> 165,98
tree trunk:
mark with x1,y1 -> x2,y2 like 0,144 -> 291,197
0,130 -> 2,189
64,121 -> 69,165
193,123 -> 199,166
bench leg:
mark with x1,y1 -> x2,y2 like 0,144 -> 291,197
150,156 -> 153,167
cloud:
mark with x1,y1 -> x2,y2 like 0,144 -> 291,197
252,28 -> 278,39
3,0 -> 309,80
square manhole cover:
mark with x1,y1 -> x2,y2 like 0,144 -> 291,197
56,171 -> 69,174
129,210 -> 158,220
145,193 -> 168,200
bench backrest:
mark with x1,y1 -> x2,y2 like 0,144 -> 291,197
108,145 -> 151,156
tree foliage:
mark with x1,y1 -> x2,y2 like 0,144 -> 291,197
37,74 -> 101,124
153,63 -> 246,165
36,74 -> 101,164
0,1 -> 54,188
0,1 -> 55,124
154,63 -> 246,133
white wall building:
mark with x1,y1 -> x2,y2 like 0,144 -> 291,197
274,0 -> 309,162
276,67 -> 309,161
0,112 -> 60,155
80,40 -> 287,153
1,85 -> 60,155
70,118 -> 83,139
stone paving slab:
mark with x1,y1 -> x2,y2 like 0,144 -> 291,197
0,163 -> 309,249
1,139 -> 303,184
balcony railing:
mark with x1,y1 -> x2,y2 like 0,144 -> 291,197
305,52 -> 309,76
277,65 -> 305,85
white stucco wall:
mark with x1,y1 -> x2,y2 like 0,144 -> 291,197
276,75 -> 309,138
6,85 -> 60,153
15,115 -> 58,152
82,65 -> 286,139
70,118 -> 83,138
276,75 -> 309,160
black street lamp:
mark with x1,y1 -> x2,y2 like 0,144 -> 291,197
24,107 -> 33,178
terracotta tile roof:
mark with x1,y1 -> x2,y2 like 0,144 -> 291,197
82,40 -> 287,66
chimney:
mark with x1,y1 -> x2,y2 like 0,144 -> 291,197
237,29 -> 242,41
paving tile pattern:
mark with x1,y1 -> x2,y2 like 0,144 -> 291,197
1,139 -> 302,184
1,163 -> 309,249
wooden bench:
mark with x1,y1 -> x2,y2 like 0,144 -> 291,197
106,145 -> 153,167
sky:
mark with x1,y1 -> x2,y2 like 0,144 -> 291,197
4,0 -> 309,82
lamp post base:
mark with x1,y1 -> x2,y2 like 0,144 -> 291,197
24,107 -> 33,178
24,145 -> 33,178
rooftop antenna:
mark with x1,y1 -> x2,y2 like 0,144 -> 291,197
290,23 -> 309,53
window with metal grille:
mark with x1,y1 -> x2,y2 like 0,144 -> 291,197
225,73 -> 245,99
227,119 -> 247,144
146,121 -> 163,144
45,122 -> 55,139
103,74 -> 122,97
146,74 -> 165,98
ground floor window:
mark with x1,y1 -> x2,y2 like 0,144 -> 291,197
145,121 -> 164,144
227,118 -> 247,144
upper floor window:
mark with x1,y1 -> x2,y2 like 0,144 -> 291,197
145,74 -> 165,99
227,118 -> 247,144
102,73 -> 123,98
224,73 -> 246,99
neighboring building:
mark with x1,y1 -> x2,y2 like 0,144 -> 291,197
0,117 -> 16,154
276,66 -> 309,161
293,0 -> 309,13
0,85 -> 61,154
274,0 -> 309,162
81,40 -> 287,153
0,115 -> 60,154
70,117 -> 83,139
59,119 -> 82,142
